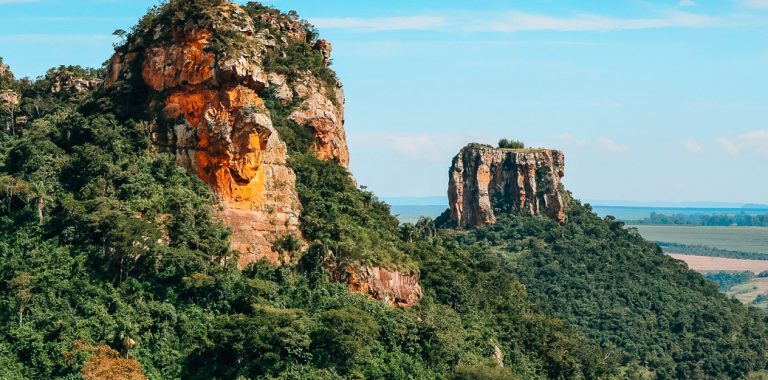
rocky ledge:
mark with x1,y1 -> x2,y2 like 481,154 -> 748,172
104,2 -> 305,267
344,264 -> 423,308
448,144 -> 566,228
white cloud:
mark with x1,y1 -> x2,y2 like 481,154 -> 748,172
739,130 -> 768,156
597,137 -> 625,153
477,11 -> 716,33
743,0 -> 768,9
717,138 -> 740,155
311,16 -> 447,32
0,34 -> 113,42
679,0 -> 696,6
715,130 -> 768,157
554,132 -> 588,147
352,132 -> 485,162
717,131 -> 768,157
312,10 -> 723,33
682,139 -> 703,153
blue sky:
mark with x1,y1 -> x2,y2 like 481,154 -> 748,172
1,0 -> 767,204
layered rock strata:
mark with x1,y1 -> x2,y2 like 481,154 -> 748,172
288,73 -> 348,167
0,58 -> 11,78
448,144 -> 566,228
103,1 -> 418,307
47,68 -> 102,94
104,2 -> 301,267
346,264 -> 423,308
0,91 -> 20,108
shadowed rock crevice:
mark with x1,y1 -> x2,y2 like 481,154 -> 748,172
448,144 -> 566,228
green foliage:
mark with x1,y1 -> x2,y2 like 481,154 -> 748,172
449,199 -> 768,379
634,211 -> 768,226
498,138 -> 525,149
129,0 -> 229,44
0,17 -> 605,380
3,3 -> 765,380
656,241 -> 768,260
704,271 -> 755,291
312,307 -> 381,367
291,153 -> 415,270
453,365 -> 523,380
0,65 -> 607,380
183,306 -> 312,379
262,39 -> 338,89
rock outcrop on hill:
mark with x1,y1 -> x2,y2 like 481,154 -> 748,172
288,72 -> 348,167
345,264 -> 422,308
102,1 -> 399,309
0,58 -> 19,108
104,2 -> 303,267
47,67 -> 102,94
448,144 -> 566,228
0,58 -> 11,78
0,91 -> 19,108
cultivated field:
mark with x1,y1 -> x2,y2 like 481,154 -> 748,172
670,254 -> 768,273
632,225 -> 768,254
671,254 -> 768,305
730,278 -> 768,304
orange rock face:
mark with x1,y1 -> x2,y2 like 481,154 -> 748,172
288,73 -> 349,168
100,0 -> 421,307
346,264 -> 423,307
448,145 -> 566,228
105,4 -> 302,267
141,33 -> 215,92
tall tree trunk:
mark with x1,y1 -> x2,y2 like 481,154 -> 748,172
37,198 -> 44,225
9,107 -> 15,137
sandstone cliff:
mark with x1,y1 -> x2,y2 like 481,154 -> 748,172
0,58 -> 18,108
0,57 -> 11,78
102,0 -> 419,306
0,91 -> 19,108
346,264 -> 422,308
104,2 -> 304,267
448,144 -> 566,228
46,67 -> 102,94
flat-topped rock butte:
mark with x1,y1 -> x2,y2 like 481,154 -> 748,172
448,144 -> 567,228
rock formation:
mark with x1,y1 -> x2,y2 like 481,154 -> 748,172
0,91 -> 20,108
448,144 -> 566,228
104,2 -> 302,267
0,58 -> 19,108
47,67 -> 102,94
345,264 -> 422,308
288,72 -> 348,167
313,39 -> 333,67
102,0 -> 417,307
0,58 -> 11,78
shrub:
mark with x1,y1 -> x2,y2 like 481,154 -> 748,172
498,139 -> 525,149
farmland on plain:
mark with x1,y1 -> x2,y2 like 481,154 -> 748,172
631,225 -> 768,254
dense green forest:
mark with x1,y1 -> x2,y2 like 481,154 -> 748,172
703,271 -> 756,291
634,211 -> 768,226
441,203 -> 768,379
2,1 -> 768,379
656,241 -> 768,260
0,65 -> 602,380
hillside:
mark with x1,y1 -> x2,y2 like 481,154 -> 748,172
0,1 -> 767,380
